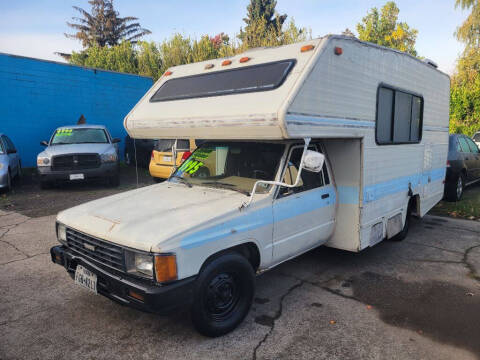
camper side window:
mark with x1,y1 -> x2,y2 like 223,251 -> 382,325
376,85 -> 423,145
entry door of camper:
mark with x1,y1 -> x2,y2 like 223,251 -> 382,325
272,145 -> 336,263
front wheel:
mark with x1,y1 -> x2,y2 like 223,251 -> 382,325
445,173 -> 464,202
191,253 -> 255,337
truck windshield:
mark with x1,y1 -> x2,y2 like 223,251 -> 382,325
170,142 -> 285,195
150,60 -> 295,102
51,128 -> 109,145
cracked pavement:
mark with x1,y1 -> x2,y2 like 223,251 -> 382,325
0,209 -> 479,360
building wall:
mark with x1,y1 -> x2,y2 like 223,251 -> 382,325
0,53 -> 153,167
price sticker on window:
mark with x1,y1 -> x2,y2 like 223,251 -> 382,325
178,158 -> 204,175
57,129 -> 73,136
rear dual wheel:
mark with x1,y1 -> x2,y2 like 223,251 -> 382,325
191,253 -> 255,337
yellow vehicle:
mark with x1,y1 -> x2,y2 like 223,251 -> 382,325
149,139 -> 200,181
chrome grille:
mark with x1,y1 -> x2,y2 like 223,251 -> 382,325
52,154 -> 100,171
66,228 -> 125,271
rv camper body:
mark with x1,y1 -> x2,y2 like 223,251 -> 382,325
51,35 -> 450,336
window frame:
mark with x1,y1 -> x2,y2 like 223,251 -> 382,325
149,59 -> 296,103
375,83 -> 424,146
275,143 -> 329,199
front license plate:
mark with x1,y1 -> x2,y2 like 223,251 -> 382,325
75,265 -> 97,294
163,156 -> 172,162
70,173 -> 84,180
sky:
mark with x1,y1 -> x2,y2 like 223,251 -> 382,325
0,0 -> 469,74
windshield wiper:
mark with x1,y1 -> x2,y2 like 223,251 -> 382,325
170,175 -> 192,188
201,181 -> 250,196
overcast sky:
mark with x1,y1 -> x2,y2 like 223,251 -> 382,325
0,0 -> 468,74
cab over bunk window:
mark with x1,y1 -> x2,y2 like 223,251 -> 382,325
376,85 -> 423,145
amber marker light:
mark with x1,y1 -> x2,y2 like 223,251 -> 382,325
301,44 -> 314,52
222,60 -> 232,66
128,290 -> 145,302
164,70 -> 173,76
155,255 -> 178,282
334,47 -> 343,55
239,57 -> 250,63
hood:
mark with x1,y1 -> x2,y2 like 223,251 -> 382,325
39,143 -> 114,157
57,182 -> 248,252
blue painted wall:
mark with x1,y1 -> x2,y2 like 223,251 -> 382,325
0,53 -> 153,167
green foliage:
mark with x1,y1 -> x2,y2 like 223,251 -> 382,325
240,0 -> 287,44
66,0 -> 150,48
137,41 -> 163,80
356,1 -> 418,56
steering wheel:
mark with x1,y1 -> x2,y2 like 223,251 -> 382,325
253,170 -> 269,180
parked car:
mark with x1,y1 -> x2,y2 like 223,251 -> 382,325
124,135 -> 155,168
149,139 -> 203,181
37,125 -> 121,188
473,131 -> 480,148
0,134 -> 21,192
445,133 -> 480,201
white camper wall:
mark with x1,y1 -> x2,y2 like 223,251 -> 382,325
285,36 -> 450,250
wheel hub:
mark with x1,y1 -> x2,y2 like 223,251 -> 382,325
206,273 -> 239,319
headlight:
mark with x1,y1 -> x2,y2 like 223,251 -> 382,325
37,157 -> 50,166
57,223 -> 67,244
101,152 -> 117,163
126,251 -> 153,277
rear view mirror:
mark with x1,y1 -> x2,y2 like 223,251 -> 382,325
302,150 -> 325,173
40,141 -> 48,146
112,138 -> 121,144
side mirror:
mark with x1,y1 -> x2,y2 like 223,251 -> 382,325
40,141 -> 48,146
112,138 -> 121,144
302,150 -> 325,173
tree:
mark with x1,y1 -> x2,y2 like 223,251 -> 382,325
356,1 -> 418,56
66,0 -> 151,48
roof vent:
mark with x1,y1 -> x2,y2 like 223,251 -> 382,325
423,58 -> 438,69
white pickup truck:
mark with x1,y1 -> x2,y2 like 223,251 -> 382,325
51,35 -> 450,337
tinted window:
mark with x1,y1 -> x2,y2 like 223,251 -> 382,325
376,85 -> 423,145
458,137 -> 471,153
176,139 -> 190,150
466,137 -> 479,153
150,60 -> 295,102
155,139 -> 175,152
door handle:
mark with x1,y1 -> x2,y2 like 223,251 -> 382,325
321,193 -> 330,199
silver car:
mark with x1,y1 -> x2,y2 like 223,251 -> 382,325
0,134 -> 21,192
37,125 -> 120,188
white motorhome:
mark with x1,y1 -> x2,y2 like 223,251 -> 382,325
51,35 -> 450,337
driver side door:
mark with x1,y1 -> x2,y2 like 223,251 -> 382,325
272,144 -> 336,264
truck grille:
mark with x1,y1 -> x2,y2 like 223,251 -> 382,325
66,228 -> 125,271
52,154 -> 100,171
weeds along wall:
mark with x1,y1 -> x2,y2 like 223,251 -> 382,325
0,53 -> 153,167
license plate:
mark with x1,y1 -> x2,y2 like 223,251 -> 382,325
163,156 -> 172,162
70,173 -> 84,180
74,265 -> 97,294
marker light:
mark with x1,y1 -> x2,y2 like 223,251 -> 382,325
155,255 -> 178,283
205,64 -> 214,70
164,71 -> 173,76
239,57 -> 250,63
181,151 -> 192,161
222,60 -> 232,66
301,45 -> 315,52
334,47 -> 343,55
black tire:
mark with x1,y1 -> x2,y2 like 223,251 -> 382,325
191,252 -> 255,337
391,199 -> 412,242
445,172 -> 464,202
16,161 -> 22,180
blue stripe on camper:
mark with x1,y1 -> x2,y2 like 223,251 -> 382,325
181,186 -> 336,249
337,186 -> 359,204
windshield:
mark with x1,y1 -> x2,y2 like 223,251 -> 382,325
154,139 -> 176,152
51,128 -> 109,145
150,60 -> 295,102
169,142 -> 285,195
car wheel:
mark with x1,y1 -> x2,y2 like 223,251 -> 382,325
391,198 -> 412,242
16,161 -> 22,179
191,252 -> 255,337
445,173 -> 464,202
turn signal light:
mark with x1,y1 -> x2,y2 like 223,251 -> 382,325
128,290 -> 145,302
301,45 -> 314,52
155,255 -> 177,283
164,70 -> 173,76
222,60 -> 232,66
239,57 -> 250,63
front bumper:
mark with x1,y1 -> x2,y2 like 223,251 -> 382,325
38,162 -> 118,182
50,245 -> 195,314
